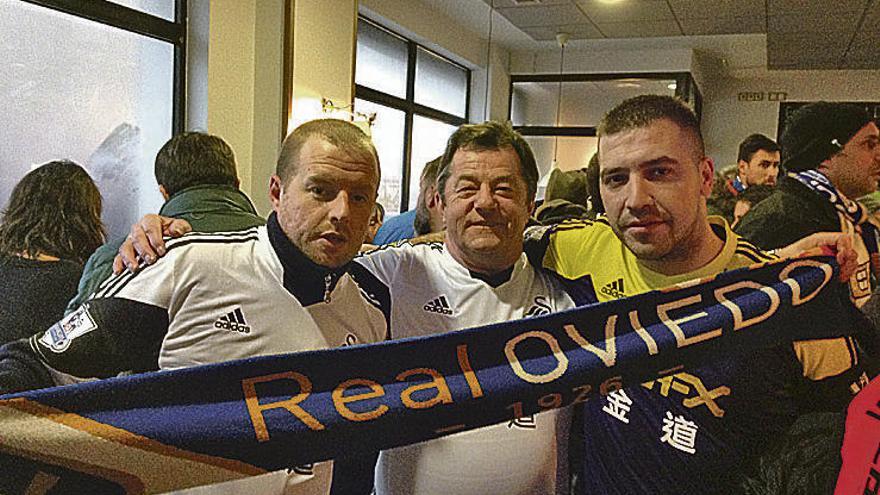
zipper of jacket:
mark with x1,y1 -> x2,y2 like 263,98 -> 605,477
324,273 -> 333,303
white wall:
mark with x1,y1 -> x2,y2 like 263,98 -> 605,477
701,70 -> 880,169
206,0 -> 284,215
288,0 -> 358,131
251,0 -> 285,213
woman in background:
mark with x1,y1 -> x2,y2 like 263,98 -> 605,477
0,160 -> 105,344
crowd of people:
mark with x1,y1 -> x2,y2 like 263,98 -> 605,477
0,95 -> 878,495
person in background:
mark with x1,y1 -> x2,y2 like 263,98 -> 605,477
736,102 -> 880,308
364,202 -> 384,244
708,166 -> 741,222
730,184 -> 774,228
709,135 -> 780,222
65,131 -> 264,313
734,133 -> 781,190
412,156 -> 445,237
372,156 -> 444,244
534,166 -> 592,224
0,160 -> 105,345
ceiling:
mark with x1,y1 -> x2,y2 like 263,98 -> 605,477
476,0 -> 879,70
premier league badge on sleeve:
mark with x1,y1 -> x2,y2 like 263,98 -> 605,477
38,304 -> 98,353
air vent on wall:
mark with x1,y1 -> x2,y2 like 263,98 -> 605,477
513,0 -> 542,4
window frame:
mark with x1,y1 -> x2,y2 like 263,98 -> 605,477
508,71 -> 701,138
355,16 -> 470,212
22,0 -> 187,134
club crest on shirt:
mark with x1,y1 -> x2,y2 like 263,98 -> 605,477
524,296 -> 551,317
39,304 -> 98,353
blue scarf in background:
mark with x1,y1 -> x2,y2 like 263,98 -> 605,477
791,169 -> 880,280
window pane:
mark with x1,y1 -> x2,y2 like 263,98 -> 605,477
409,116 -> 456,210
0,0 -> 173,240
355,19 -> 408,99
106,0 -> 175,21
415,47 -> 467,117
355,99 -> 405,215
511,78 -> 677,127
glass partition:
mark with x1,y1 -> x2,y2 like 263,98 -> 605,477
415,47 -> 468,118
355,19 -> 408,100
409,116 -> 457,209
512,78 -> 680,127
355,16 -> 469,214
355,98 -> 406,216
510,72 -> 701,195
107,0 -> 175,21
0,0 -> 182,239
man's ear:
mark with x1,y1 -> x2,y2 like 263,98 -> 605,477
436,189 -> 448,224
268,175 -> 283,211
158,184 -> 170,201
700,157 -> 715,198
426,186 -> 439,209
818,155 -> 836,172
737,159 -> 748,178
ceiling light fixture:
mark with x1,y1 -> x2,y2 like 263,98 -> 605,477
552,32 -> 570,170
483,0 -> 495,120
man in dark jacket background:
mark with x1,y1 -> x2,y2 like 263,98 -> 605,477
736,102 -> 880,307
65,132 -> 265,313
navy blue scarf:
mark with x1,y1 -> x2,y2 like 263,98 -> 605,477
0,255 -> 848,494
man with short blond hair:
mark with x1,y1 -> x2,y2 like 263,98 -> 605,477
0,119 -> 391,495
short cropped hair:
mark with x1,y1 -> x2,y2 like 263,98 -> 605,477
276,119 -> 379,184
414,156 -> 443,236
598,94 -> 704,158
738,134 -> 780,163
585,153 -> 604,214
421,155 -> 443,192
154,132 -> 238,197
437,121 -> 539,202
372,202 -> 385,222
0,160 -> 105,264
